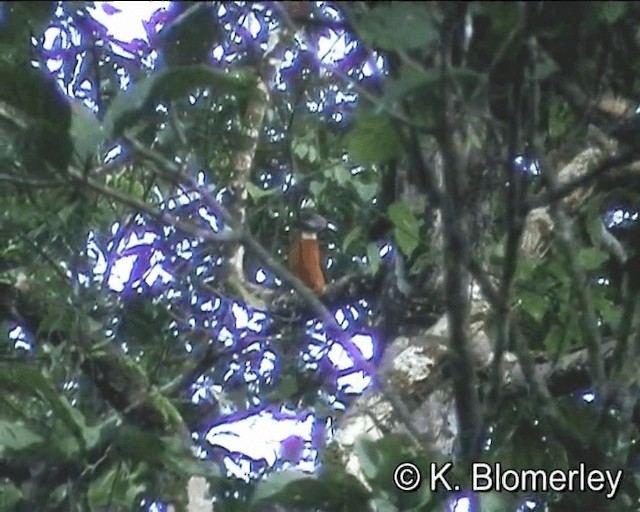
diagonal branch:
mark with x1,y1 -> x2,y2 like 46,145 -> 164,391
67,168 -> 241,244
122,135 -> 343,333
526,146 -> 640,210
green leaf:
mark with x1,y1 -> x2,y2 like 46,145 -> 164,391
371,498 -> 399,512
520,291 -> 548,323
250,469 -> 371,511
367,243 -> 382,275
161,3 -> 222,66
0,2 -> 55,50
388,202 -> 421,258
354,437 -> 381,481
69,103 -> 105,166
162,435 -> 222,479
103,65 -> 254,137
353,181 -> 378,203
307,145 -> 319,163
543,324 -> 565,353
325,163 -> 351,186
0,65 -> 72,171
309,180 -> 326,197
357,3 -> 437,51
577,247 -> 608,271
598,2 -> 627,24
292,139 -> 309,160
264,375 -> 299,401
113,424 -> 164,465
88,466 -> 144,510
534,56 -> 559,81
516,257 -> 538,281
0,484 -> 22,508
383,68 -> 439,107
249,470 -> 311,506
246,181 -> 275,200
0,364 -> 87,448
477,492 -> 514,512
0,420 -> 43,450
343,226 -> 363,252
347,114 -> 401,165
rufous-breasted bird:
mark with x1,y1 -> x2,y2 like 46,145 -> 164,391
288,210 -> 328,294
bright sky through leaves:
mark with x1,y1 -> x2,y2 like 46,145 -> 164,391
36,0 -> 378,490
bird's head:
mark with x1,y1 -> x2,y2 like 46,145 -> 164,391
298,209 -> 329,233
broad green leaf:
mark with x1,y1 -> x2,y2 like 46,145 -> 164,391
88,466 -> 144,510
162,435 -> 222,479
543,324 -> 565,353
161,3 -> 222,66
324,163 -> 350,185
0,65 -> 73,171
103,65 -> 255,137
249,470 -> 311,506
383,68 -> 439,107
309,179 -> 326,197
0,2 -> 55,51
516,257 -> 537,281
354,181 -> 378,203
264,374 -> 299,401
0,364 -> 87,448
113,425 -> 164,465
354,437 -> 382,481
307,145 -> 319,163
477,492 -> 514,512
535,56 -> 559,80
250,469 -> 370,511
371,498 -> 399,511
388,202 -> 421,258
0,420 -> 43,450
577,247 -> 608,271
246,181 -> 275,200
520,291 -> 548,323
70,103 -> 105,166
0,484 -> 22,508
347,114 -> 401,165
343,226 -> 363,252
357,3 -> 437,51
367,242 -> 382,275
292,139 -> 310,160
598,2 -> 627,23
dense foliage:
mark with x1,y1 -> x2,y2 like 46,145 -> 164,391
2,2 -> 640,511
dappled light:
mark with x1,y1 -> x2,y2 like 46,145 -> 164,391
3,2 -> 640,511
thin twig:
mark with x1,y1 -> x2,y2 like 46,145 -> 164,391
525,147 -> 640,210
67,168 -> 240,244
122,135 -> 348,332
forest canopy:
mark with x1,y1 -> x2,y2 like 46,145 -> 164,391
2,2 -> 640,511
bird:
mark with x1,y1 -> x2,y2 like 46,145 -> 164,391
288,209 -> 328,294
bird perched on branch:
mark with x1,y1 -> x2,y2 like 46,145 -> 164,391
288,210 -> 328,294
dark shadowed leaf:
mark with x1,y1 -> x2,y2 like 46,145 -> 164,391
70,103 -> 105,166
0,420 -> 43,450
367,242 -> 382,275
577,247 -> 608,271
356,3 -> 437,51
388,202 -> 421,257
249,470 -> 311,506
597,2 -> 627,23
103,65 -> 256,137
0,484 -> 22,508
354,436 -> 382,481
520,290 -> 548,323
343,226 -> 363,252
347,114 -> 401,165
